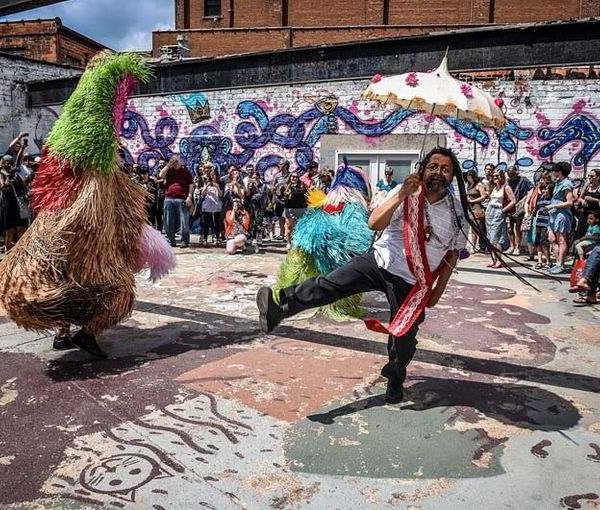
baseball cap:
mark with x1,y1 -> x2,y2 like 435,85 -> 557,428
2,154 -> 14,162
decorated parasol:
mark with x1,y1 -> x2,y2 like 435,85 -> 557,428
361,54 -> 548,290
362,55 -> 506,130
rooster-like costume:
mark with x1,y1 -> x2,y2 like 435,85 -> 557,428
0,52 -> 174,357
273,161 -> 373,319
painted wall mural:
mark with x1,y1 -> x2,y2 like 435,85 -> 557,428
120,79 -> 600,180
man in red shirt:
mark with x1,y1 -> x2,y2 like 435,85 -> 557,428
159,156 -> 194,247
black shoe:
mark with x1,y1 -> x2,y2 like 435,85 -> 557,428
384,379 -> 404,404
52,335 -> 74,350
256,286 -> 284,333
71,330 -> 108,359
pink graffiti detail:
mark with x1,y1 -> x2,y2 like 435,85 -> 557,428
363,135 -> 380,147
572,99 -> 588,112
535,112 -> 551,126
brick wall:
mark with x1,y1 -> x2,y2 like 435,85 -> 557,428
154,24 -> 487,58
0,54 -> 80,152
0,19 -> 104,66
176,0 -> 599,30
167,0 -> 600,58
58,33 -> 102,67
0,19 -> 58,62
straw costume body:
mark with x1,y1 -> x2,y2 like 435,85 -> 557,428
0,52 -> 174,335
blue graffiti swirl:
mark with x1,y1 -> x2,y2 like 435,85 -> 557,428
497,120 -> 534,154
538,113 -> 600,167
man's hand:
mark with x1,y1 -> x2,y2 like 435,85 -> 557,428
399,174 -> 421,199
185,196 -> 193,209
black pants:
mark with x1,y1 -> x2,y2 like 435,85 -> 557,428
280,250 -> 423,384
202,211 -> 222,240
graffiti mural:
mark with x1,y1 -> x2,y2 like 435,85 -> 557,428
120,79 -> 600,179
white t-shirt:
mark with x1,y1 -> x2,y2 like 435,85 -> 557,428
373,194 -> 467,284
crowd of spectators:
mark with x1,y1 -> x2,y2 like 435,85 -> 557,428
463,161 -> 600,305
128,156 -> 335,254
1,131 -> 598,305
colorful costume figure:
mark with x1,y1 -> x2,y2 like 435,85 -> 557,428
0,52 -> 175,357
273,161 -> 373,320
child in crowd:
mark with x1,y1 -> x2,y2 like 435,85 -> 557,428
533,183 -> 553,269
574,211 -> 600,259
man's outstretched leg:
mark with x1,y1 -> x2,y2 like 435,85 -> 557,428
257,251 -> 386,333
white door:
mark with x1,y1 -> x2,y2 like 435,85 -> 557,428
337,152 -> 419,189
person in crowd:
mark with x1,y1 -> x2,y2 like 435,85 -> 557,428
224,198 -> 251,254
0,150 -> 30,252
316,167 -> 334,193
532,181 -> 553,269
464,169 -> 488,252
281,172 -> 308,250
301,161 -> 319,189
159,156 -> 194,248
244,165 -> 267,247
274,160 -> 291,239
135,166 -> 160,228
482,163 -> 496,189
5,132 -> 28,159
485,169 -> 516,268
153,159 -> 167,232
223,166 -> 245,211
573,211 -> 600,260
376,168 -> 399,193
506,165 -> 533,255
522,173 -> 549,262
574,168 -> 600,239
546,162 -> 575,274
570,244 -> 600,305
263,184 -> 277,241
198,165 -> 223,245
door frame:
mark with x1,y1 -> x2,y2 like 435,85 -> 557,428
335,149 -> 420,188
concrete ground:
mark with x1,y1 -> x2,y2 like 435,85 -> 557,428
0,241 -> 599,510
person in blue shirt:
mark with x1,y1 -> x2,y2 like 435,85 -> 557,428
376,168 -> 398,193
574,211 -> 600,259
547,162 -> 576,274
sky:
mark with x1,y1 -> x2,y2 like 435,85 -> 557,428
1,0 -> 174,51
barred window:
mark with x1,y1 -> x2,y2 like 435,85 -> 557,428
204,0 -> 221,17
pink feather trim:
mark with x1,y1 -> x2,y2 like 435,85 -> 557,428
136,224 -> 176,282
112,73 -> 136,135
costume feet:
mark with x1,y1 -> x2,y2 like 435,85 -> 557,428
257,286 -> 284,333
71,330 -> 108,359
52,335 -> 74,350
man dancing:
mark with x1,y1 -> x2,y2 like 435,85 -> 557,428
257,147 -> 467,403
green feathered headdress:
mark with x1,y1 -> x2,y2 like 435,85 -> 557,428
46,51 -> 151,175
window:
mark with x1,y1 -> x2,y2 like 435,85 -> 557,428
204,0 -> 221,17
336,152 -> 420,189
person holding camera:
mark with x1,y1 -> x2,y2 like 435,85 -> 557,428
224,198 -> 251,254
0,135 -> 30,252
198,166 -> 223,245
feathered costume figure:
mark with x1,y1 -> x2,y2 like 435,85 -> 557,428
273,161 -> 373,320
0,52 -> 175,358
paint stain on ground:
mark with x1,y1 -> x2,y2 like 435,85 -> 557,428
587,443 -> 600,462
530,439 -> 552,458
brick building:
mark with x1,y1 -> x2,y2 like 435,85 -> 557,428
153,0 -> 600,58
0,18 -> 108,68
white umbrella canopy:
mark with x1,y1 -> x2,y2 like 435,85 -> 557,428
362,56 -> 506,129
